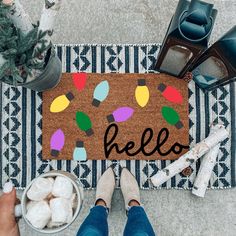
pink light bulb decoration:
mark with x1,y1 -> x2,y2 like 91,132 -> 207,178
50,129 -> 65,157
107,107 -> 134,123
157,83 -> 183,104
72,72 -> 87,91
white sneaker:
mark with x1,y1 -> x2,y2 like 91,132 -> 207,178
95,167 -> 115,209
120,168 -> 141,210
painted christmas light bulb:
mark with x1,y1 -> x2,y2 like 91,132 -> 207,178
158,83 -> 183,104
73,73 -> 87,91
73,141 -> 87,161
50,129 -> 65,157
76,111 -> 94,136
107,107 -> 134,123
50,92 -> 74,113
135,79 -> 150,107
161,106 -> 183,129
92,80 -> 110,107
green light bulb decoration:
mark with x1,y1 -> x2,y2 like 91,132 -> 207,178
161,106 -> 183,129
76,111 -> 94,136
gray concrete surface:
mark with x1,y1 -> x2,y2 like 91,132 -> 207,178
16,189 -> 236,236
2,0 -> 236,235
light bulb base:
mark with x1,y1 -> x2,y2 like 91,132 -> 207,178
76,141 -> 84,147
137,79 -> 146,86
157,83 -> 166,92
85,128 -> 94,136
92,98 -> 101,107
107,114 -> 115,123
76,158 -> 87,163
66,92 -> 74,101
175,121 -> 183,129
51,149 -> 59,157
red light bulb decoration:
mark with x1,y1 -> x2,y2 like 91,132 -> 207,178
72,73 -> 87,91
157,83 -> 183,104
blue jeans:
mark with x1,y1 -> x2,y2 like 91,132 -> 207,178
77,206 -> 156,236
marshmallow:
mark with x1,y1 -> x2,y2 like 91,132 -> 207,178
70,193 -> 78,209
47,177 -> 55,185
52,176 -> 73,199
47,220 -> 65,229
26,201 -> 38,211
50,198 -> 72,224
14,204 -> 22,218
26,201 -> 51,229
66,206 -> 73,224
27,177 -> 53,201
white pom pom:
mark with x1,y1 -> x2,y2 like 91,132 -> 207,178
52,176 -> 73,199
26,201 -> 51,229
27,177 -> 53,201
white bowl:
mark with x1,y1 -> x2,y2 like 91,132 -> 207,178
21,171 -> 84,234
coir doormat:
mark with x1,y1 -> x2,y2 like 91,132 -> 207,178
42,73 -> 189,160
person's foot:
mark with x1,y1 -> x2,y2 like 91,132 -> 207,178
0,182 -> 20,236
95,167 -> 116,209
120,168 -> 141,210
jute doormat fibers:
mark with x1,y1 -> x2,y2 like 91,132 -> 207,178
0,44 -> 235,190
42,73 -> 189,160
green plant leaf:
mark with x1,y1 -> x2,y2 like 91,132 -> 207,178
19,54 -> 27,64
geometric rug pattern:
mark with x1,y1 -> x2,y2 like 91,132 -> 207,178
0,44 -> 235,189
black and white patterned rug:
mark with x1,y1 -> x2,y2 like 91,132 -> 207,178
0,44 -> 235,190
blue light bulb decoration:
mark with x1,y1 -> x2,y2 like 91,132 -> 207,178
92,80 -> 110,107
73,141 -> 87,161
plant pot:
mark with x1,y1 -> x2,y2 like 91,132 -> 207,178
23,46 -> 62,92
2,46 -> 62,92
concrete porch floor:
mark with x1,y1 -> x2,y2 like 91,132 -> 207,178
2,0 -> 236,235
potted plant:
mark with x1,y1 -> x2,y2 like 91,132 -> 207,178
0,0 -> 62,91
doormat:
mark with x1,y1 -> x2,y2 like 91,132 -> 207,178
42,73 -> 189,160
0,44 -> 235,190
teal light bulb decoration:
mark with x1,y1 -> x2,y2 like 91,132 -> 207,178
92,80 -> 110,107
73,141 -> 87,161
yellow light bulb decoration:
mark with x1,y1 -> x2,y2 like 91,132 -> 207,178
135,79 -> 150,107
50,92 -> 74,113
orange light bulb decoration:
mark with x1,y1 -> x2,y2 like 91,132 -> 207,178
73,73 -> 87,91
157,83 -> 183,104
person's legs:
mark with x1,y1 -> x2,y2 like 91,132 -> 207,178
76,205 -> 108,236
77,167 -> 116,236
120,168 -> 156,236
124,206 -> 155,236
